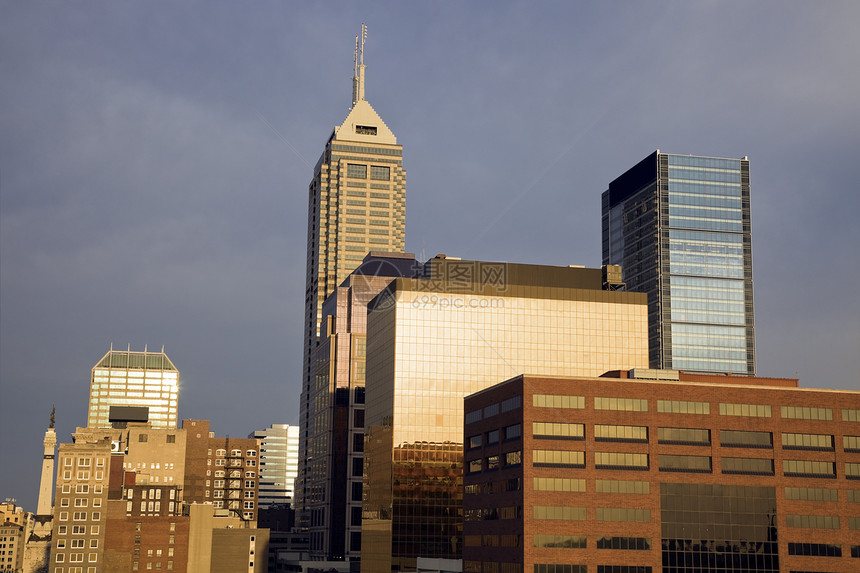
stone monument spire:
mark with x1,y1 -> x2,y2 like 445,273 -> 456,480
36,411 -> 57,516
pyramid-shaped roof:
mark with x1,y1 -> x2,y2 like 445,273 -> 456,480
334,100 -> 397,145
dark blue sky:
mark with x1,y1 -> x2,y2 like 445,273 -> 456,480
2,1 -> 859,510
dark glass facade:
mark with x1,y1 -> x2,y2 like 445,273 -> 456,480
602,151 -> 755,374
660,483 -> 779,572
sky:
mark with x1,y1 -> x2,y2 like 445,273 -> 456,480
2,1 -> 859,511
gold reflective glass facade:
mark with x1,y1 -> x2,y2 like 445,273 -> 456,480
361,264 -> 649,572
87,348 -> 179,429
301,260 -> 415,560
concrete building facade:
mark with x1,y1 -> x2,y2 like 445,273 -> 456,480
462,371 -> 860,573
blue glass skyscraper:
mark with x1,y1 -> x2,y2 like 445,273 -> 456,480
602,150 -> 755,375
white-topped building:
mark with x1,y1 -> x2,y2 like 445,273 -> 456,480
87,347 -> 179,429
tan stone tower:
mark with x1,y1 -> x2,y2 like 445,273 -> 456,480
297,24 -> 406,552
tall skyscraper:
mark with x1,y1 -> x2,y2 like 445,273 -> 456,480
361,257 -> 649,572
250,424 -> 300,509
298,25 -> 405,546
602,151 -> 755,375
302,24 -> 406,361
87,346 -> 179,429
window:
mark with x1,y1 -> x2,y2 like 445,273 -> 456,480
533,422 -> 584,440
75,484 -> 89,494
657,400 -> 711,414
504,424 -> 521,440
370,165 -> 389,180
533,450 -> 585,468
781,406 -> 832,420
594,452 -> 648,470
533,506 -> 586,520
783,459 -> 836,478
500,395 -> 521,413
594,397 -> 647,411
785,514 -> 839,529
596,537 -> 651,550
845,436 -> 860,452
721,457 -> 774,475
595,425 -> 648,443
785,487 -> 838,501
166,434 -> 175,444
843,409 -> 860,422
533,535 -> 586,548
719,403 -> 771,417
782,432 -> 834,450
138,434 -> 148,443
720,429 -> 772,448
532,478 -> 585,492
533,395 -> 584,409
467,435 -> 482,449
658,427 -> 710,445
347,164 -> 367,178
787,542 -> 841,557
595,508 -> 650,522
659,454 -> 712,473
595,480 -> 650,495
355,126 -> 377,136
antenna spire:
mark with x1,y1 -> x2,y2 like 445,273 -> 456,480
351,24 -> 367,106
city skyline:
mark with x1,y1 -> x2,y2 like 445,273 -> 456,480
2,2 -> 859,513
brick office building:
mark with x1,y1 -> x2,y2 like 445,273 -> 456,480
463,370 -> 860,573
